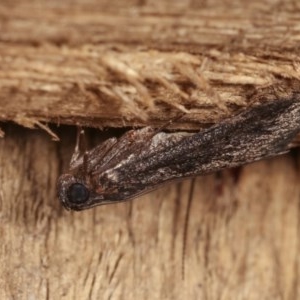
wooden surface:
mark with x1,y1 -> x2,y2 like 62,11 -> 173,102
1,124 -> 300,299
1,0 -> 300,299
1,0 -> 300,130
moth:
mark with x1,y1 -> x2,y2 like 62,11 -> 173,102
57,97 -> 300,211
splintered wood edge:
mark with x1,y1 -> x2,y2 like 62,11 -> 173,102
1,2 -> 300,136
1,46 -> 300,132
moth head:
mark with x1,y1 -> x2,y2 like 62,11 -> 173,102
57,174 -> 104,210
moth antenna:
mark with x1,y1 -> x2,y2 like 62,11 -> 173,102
136,113 -> 186,157
155,113 -> 185,133
182,178 -> 195,280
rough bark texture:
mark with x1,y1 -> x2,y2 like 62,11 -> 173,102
1,0 -> 300,299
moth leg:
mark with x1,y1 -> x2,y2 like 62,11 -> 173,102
70,127 -> 87,169
83,150 -> 90,181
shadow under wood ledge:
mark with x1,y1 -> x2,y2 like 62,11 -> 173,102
0,124 -> 300,299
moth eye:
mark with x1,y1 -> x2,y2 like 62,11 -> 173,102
67,183 -> 89,204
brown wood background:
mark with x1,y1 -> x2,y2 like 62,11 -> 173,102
1,0 -> 300,299
1,124 -> 300,299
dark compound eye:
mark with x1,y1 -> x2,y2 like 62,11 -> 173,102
67,183 -> 89,204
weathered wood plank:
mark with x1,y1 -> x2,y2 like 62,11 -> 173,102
1,0 -> 300,130
0,125 -> 299,299
1,0 -> 300,299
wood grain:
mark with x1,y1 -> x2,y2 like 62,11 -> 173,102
1,0 -> 300,299
1,0 -> 300,130
1,124 -> 300,299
